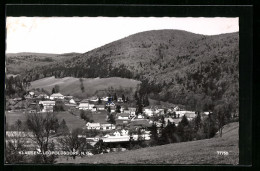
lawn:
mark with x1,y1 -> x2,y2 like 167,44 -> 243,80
5,111 -> 86,131
56,122 -> 239,165
30,76 -> 140,97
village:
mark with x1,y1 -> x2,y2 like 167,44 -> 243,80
5,89 -> 212,156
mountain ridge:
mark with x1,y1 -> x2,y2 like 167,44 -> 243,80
7,29 -> 239,111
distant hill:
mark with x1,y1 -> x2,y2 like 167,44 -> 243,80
30,76 -> 141,98
5,52 -> 81,75
57,122 -> 239,164
10,30 -> 239,111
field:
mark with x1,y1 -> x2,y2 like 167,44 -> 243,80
30,76 -> 141,97
5,111 -> 86,131
57,122 -> 239,164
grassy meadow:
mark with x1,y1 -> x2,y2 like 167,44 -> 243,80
56,122 -> 239,165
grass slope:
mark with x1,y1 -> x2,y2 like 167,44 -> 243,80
57,122 -> 239,164
5,111 -> 86,131
30,76 -> 141,97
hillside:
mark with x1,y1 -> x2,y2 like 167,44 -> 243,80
56,122 -> 239,164
10,30 -> 239,111
30,76 -> 141,97
5,52 -> 81,75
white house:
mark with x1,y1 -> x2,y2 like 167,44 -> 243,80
113,131 -> 121,136
184,112 -> 196,120
69,99 -> 76,104
86,122 -> 101,130
117,97 -> 123,103
95,105 -> 105,111
100,123 -> 116,130
102,97 -> 109,101
121,129 -> 129,136
37,94 -> 49,99
144,108 -> 154,116
39,101 -> 55,112
106,102 -> 115,107
137,114 -> 144,119
117,113 -> 130,120
128,107 -> 136,115
50,93 -> 64,100
78,103 -> 89,110
89,96 -> 99,102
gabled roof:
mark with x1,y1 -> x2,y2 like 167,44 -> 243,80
50,93 -> 64,97
39,101 -> 55,105
130,119 -> 151,127
95,105 -> 105,108
80,99 -> 89,103
117,113 -> 130,117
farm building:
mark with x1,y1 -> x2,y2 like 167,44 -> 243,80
39,101 -> 55,112
50,93 -> 65,100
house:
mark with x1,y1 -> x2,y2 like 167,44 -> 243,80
128,107 -> 136,115
121,129 -> 129,136
78,102 -> 89,110
39,101 -> 55,112
129,119 -> 151,129
6,131 -> 34,138
86,122 -> 101,130
117,113 -> 130,120
69,99 -> 76,104
117,97 -> 123,103
164,117 -> 174,125
174,106 -> 180,111
50,93 -> 64,100
184,111 -> 196,120
27,103 -> 39,113
37,94 -> 49,99
137,114 -> 144,119
106,101 -> 115,107
73,98 -> 81,104
144,108 -> 154,116
123,109 -> 130,114
102,97 -> 109,102
89,96 -> 99,102
113,131 -> 121,136
100,123 -> 116,131
95,105 -> 105,111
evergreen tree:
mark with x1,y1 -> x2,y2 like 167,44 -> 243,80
98,97 -> 102,104
116,105 -> 121,113
113,93 -> 118,101
122,94 -> 125,102
57,119 -> 69,135
149,123 -> 159,146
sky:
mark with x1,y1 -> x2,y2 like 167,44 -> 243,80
6,17 -> 239,54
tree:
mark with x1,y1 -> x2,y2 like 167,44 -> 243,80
54,85 -> 60,93
113,93 -> 118,101
57,119 -> 69,135
149,123 -> 159,146
79,78 -> 85,93
52,88 -> 55,94
107,106 -> 111,113
107,114 -> 116,125
213,103 -> 231,137
194,112 -> 202,132
93,140 -> 107,154
80,110 -> 93,123
98,97 -> 102,104
26,113 -> 59,163
116,105 -> 121,113
5,119 -> 28,163
122,94 -> 125,102
58,128 -> 91,159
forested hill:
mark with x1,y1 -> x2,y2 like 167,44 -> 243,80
19,30 -> 239,112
